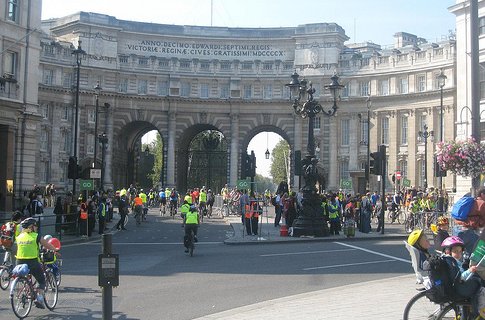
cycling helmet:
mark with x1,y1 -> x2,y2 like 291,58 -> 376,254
407,229 -> 424,246
441,236 -> 465,249
21,217 -> 37,229
44,235 -> 53,241
437,216 -> 449,226
12,210 -> 22,221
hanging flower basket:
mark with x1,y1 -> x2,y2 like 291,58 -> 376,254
436,138 -> 485,178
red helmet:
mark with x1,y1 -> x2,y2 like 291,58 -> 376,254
441,236 -> 464,249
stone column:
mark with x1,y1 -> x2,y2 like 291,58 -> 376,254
166,111 -> 176,187
229,113 -> 239,187
348,115 -> 359,171
328,120 -> 338,190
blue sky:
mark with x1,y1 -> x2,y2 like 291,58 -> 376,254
44,0 -> 457,177
42,0 -> 456,47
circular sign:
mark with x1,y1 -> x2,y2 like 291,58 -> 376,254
395,171 -> 402,180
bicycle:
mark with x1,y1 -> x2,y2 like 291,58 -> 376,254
10,264 -> 58,319
0,261 -> 13,290
40,250 -> 62,287
388,206 -> 404,224
186,229 -> 195,257
403,289 -> 473,320
134,205 -> 143,225
169,201 -> 178,219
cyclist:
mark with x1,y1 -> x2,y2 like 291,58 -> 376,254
198,188 -> 207,218
15,218 -> 57,309
206,189 -> 214,217
180,199 -> 190,228
169,189 -> 179,216
2,211 -> 22,266
132,194 -> 143,225
183,205 -> 199,253
159,188 -> 167,215
139,189 -> 148,221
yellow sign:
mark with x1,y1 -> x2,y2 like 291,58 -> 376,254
6,180 -> 13,195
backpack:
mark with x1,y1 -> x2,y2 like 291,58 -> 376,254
424,255 -> 462,303
271,196 -> 277,206
451,196 -> 475,221
0,222 -> 16,249
170,191 -> 176,198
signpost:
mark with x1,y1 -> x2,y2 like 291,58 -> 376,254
340,179 -> 352,190
90,169 -> 101,179
402,178 -> 411,187
79,179 -> 94,191
237,179 -> 250,190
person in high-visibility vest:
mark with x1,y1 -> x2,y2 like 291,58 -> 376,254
328,195 -> 341,235
245,194 -> 260,236
15,218 -> 57,309
198,188 -> 207,217
180,200 -> 190,228
98,197 -> 107,234
79,197 -> 88,236
184,205 -> 199,253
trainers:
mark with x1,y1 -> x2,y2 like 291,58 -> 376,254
34,295 -> 45,309
184,249 -> 189,253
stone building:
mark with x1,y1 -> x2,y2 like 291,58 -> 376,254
2,5 -> 473,210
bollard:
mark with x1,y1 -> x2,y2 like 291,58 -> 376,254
99,233 -> 118,320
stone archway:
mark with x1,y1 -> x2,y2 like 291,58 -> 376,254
176,124 -> 228,193
112,121 -> 165,189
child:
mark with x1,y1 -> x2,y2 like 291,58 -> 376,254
407,229 -> 432,269
441,236 -> 483,317
434,216 -> 450,252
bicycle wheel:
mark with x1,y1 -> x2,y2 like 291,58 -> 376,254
0,266 -> 11,290
403,290 -> 442,320
10,277 -> 33,319
44,270 -> 58,310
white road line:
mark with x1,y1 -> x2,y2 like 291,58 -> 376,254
334,241 -> 411,264
94,241 -> 223,245
303,259 -> 396,271
260,248 -> 356,257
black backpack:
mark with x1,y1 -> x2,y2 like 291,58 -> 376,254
424,255 -> 462,303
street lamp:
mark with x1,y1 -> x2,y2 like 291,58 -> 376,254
71,40 -> 86,198
98,132 -> 108,191
265,132 -> 270,159
93,81 -> 101,170
437,69 -> 447,191
418,124 -> 434,190
286,71 -> 344,237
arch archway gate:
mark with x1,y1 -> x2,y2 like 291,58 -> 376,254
108,98 -> 303,192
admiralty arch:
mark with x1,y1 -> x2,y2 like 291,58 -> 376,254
2,9 -> 461,210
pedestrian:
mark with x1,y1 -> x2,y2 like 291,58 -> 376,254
53,196 -> 63,234
360,193 -> 372,233
79,197 -> 88,236
375,199 -> 384,233
286,192 -> 297,228
115,194 -> 128,231
328,195 -> 341,235
87,198 -> 97,237
274,192 -> 282,227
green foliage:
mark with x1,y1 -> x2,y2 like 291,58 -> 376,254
270,140 -> 290,184
146,134 -> 164,187
254,174 -> 275,193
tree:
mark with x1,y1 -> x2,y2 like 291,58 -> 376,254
254,174 -> 276,193
270,140 -> 290,185
146,134 -> 164,187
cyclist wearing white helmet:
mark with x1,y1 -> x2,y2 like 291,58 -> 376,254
15,218 -> 57,309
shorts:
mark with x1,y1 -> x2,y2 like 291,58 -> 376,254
160,198 -> 166,205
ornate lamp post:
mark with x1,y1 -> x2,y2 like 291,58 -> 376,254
71,41 -> 86,198
437,69 -> 447,190
418,124 -> 434,190
98,132 -> 108,191
286,72 -> 344,237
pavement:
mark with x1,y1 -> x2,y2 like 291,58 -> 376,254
34,206 -> 420,319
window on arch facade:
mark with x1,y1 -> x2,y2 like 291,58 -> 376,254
381,117 -> 389,145
7,0 -> 18,22
339,161 -> 349,179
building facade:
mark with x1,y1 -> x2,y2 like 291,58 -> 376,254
0,0 -> 42,211
2,6 -> 468,210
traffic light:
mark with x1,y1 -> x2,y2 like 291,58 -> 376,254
68,156 -> 79,179
241,154 -> 251,178
249,151 -> 256,177
369,151 -> 382,175
434,155 -> 447,177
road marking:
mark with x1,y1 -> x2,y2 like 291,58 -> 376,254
303,259 -> 396,271
260,248 -> 356,257
334,241 -> 411,264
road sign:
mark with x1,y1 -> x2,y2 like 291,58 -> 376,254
237,179 -> 250,190
395,171 -> 402,180
340,179 -> 352,189
90,168 -> 101,179
402,178 -> 411,187
80,179 -> 94,191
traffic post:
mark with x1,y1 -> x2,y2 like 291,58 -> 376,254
99,233 -> 119,320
